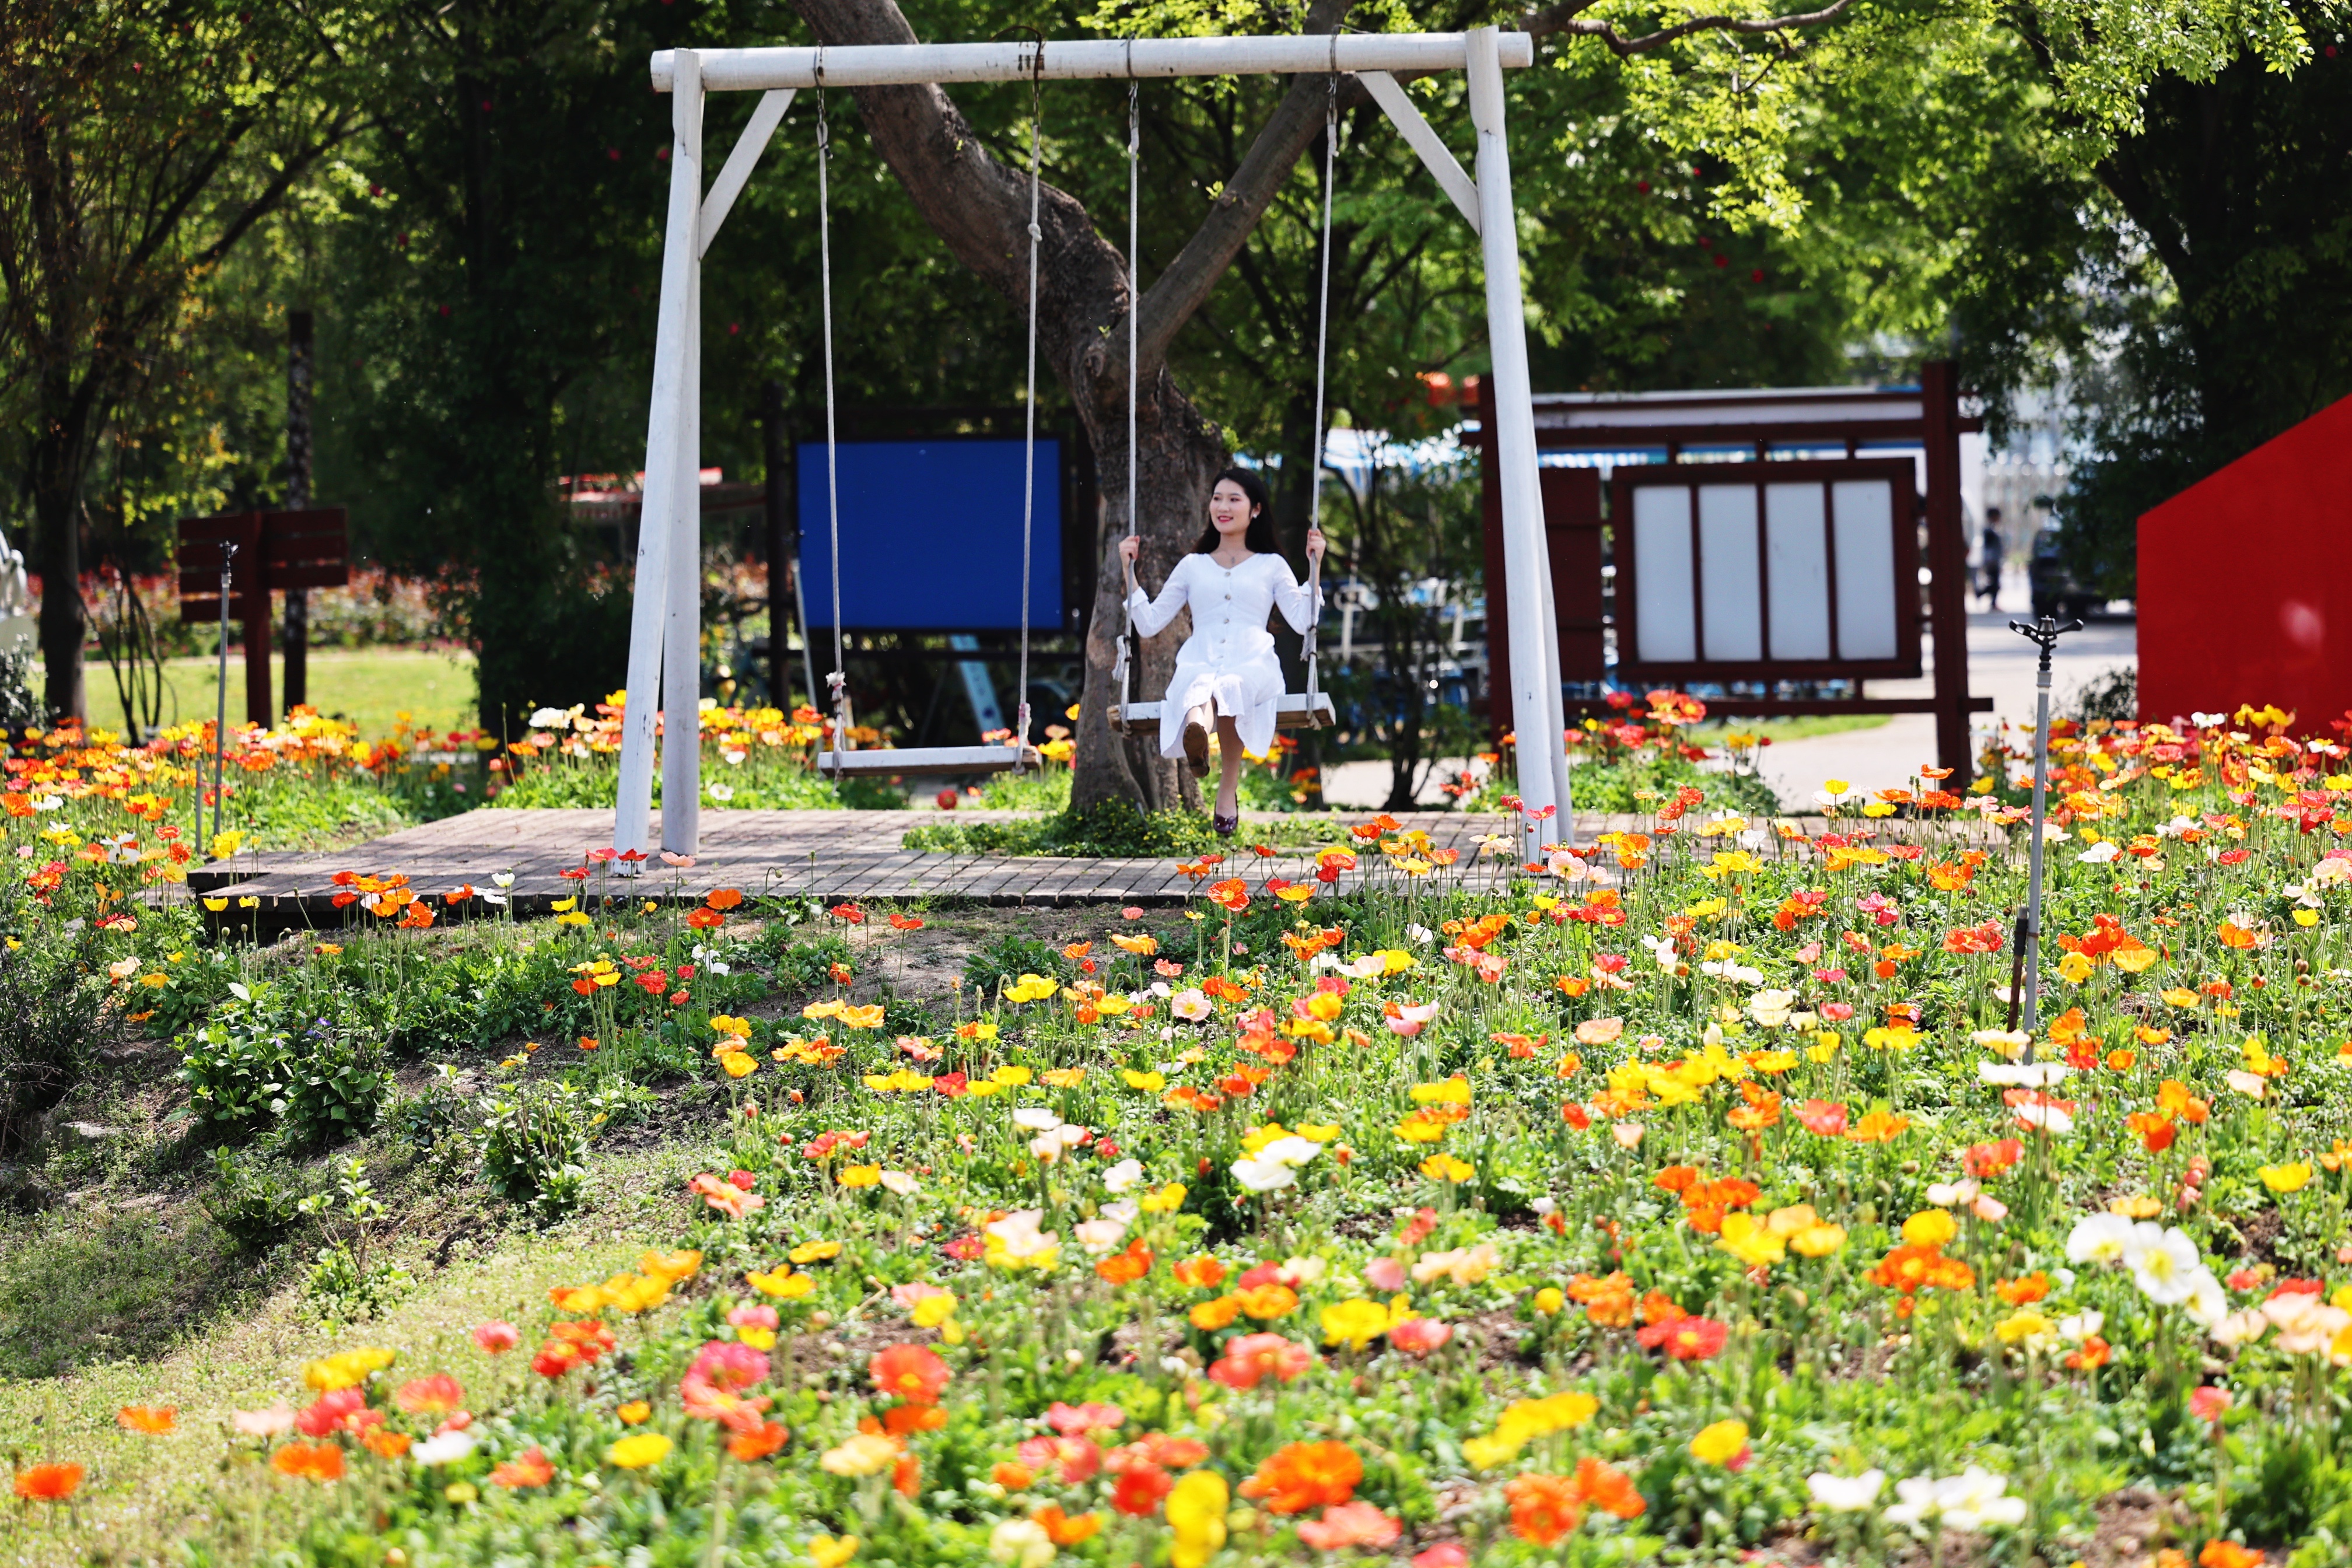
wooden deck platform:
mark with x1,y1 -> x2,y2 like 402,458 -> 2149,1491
191,808 -> 1574,938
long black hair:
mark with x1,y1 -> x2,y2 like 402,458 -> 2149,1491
1190,467 -> 1278,555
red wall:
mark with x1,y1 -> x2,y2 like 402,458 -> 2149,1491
2137,395 -> 2352,733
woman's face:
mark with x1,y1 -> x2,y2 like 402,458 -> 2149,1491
1209,480 -> 1256,540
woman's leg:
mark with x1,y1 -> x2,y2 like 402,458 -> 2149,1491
1214,714 -> 1244,821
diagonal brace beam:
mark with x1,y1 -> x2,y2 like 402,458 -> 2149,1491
699,88 -> 797,257
1357,71 -> 1478,233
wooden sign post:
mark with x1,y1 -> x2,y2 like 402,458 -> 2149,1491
177,509 -> 350,726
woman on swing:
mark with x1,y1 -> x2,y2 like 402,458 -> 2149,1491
1119,468 -> 1325,838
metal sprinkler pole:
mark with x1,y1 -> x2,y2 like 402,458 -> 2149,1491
214,540 -> 237,847
2010,612 -> 2082,1056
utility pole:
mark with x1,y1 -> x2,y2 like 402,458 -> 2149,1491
284,309 -> 315,714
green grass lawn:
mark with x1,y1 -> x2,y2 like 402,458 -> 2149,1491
1684,711 -> 1891,744
61,646 -> 479,738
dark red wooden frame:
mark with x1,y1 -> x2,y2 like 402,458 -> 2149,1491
177,508 -> 351,725
1610,459 -> 1922,684
1474,362 -> 1985,781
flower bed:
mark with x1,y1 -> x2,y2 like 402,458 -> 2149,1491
11,709 -> 2352,1567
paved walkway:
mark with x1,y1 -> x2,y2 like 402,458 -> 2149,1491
1756,603 -> 2133,803
200,808 -> 1559,936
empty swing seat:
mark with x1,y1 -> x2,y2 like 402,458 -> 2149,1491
1108,691 -> 1335,734
816,741 -> 1042,779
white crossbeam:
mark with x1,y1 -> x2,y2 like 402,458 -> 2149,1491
652,33 -> 1533,93
1358,71 -> 1478,233
700,88 -> 796,257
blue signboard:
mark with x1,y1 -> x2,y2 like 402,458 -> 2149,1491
797,439 -> 1062,631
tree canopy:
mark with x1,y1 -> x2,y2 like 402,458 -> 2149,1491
0,0 -> 2338,737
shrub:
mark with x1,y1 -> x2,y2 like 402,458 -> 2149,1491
0,937 -> 100,1156
275,1017 -> 390,1151
477,1082 -> 594,1222
963,933 -> 1063,995
766,933 -> 853,993
177,985 -> 387,1149
177,987 -> 296,1134
200,1147 -> 310,1254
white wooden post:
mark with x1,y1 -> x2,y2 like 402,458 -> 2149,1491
1467,26 -> 1568,847
661,188 -> 705,856
616,51 -> 705,860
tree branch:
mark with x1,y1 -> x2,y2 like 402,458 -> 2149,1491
1132,0 -> 1354,373
1521,0 -> 1858,57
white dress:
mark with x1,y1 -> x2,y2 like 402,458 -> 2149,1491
1126,551 -> 1322,762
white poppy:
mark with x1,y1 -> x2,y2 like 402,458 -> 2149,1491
413,1430 -> 478,1466
1807,1470 -> 1885,1512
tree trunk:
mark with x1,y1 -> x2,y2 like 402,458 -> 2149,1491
30,382 -> 89,724
788,0 -> 1352,813
284,307 -> 314,715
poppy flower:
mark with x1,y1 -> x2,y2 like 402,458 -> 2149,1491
13,1462 -> 82,1501
1240,1441 -> 1362,1514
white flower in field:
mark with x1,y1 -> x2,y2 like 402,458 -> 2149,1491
1748,989 -> 1796,1029
985,1210 -> 1057,1264
1925,1180 -> 1980,1208
1405,923 -> 1434,944
1979,1059 -> 2069,1088
707,783 -> 735,802
1230,1156 -> 1298,1193
413,1430 -> 478,1466
2065,1213 -> 2134,1266
2209,1308 -> 2270,1348
1012,1108 -> 1062,1132
492,872 -> 516,888
1807,1469 -> 1885,1512
528,707 -> 569,728
2013,1102 -> 2074,1135
2056,1310 -> 2103,1344
2183,1269 -> 2229,1329
2224,1069 -> 2266,1098
1170,989 -> 1213,1022
1102,1158 -> 1144,1194
32,795 -> 62,812
1700,959 -> 1763,985
1256,1136 -> 1323,1168
989,1518 -> 1055,1568
878,1170 -> 919,1197
1232,1135 -> 1320,1194
1340,953 -> 1388,978
1283,1255 -> 1327,1286
1971,1028 -> 2031,1058
2077,840 -> 2120,863
1101,1201 -> 1138,1227
2120,1223 -> 2206,1306
1027,1134 -> 1065,1164
1882,1468 -> 2025,1532
1073,1217 -> 1128,1255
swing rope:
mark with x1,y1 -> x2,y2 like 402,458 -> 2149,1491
817,68 -> 849,763
1014,44 -> 1045,754
1301,61 -> 1338,720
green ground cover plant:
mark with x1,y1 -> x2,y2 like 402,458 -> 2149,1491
5,702 -> 2352,1566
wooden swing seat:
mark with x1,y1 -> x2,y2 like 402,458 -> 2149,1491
816,742 -> 1042,779
1108,691 -> 1335,734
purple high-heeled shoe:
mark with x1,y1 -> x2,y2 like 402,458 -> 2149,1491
1213,812 -> 1238,838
